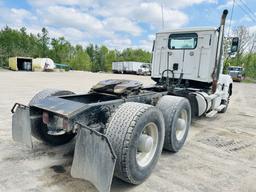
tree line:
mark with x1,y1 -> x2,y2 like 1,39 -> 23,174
1,26 -> 256,79
0,27 -> 152,71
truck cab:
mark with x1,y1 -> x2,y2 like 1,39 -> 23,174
151,27 -> 219,88
151,20 -> 240,92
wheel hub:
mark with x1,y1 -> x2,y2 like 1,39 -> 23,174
138,134 -> 154,153
175,109 -> 188,141
136,122 -> 159,168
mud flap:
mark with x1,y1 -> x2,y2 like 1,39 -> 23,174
71,123 -> 117,192
12,104 -> 33,148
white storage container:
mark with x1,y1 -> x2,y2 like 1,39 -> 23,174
33,58 -> 55,71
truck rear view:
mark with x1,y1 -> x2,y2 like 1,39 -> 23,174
11,9 -> 239,192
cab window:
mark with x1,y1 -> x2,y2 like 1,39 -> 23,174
168,33 -> 198,50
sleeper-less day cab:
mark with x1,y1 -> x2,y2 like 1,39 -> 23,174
11,10 -> 238,192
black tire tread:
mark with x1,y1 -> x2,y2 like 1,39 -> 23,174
106,102 -> 154,184
157,96 -> 184,151
29,89 -> 73,106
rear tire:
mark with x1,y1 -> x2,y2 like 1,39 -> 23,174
29,89 -> 73,106
157,96 -> 191,152
106,102 -> 165,184
29,89 -> 76,146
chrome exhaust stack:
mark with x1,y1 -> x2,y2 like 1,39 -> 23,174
212,9 -> 228,92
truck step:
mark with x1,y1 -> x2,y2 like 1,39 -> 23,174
206,110 -> 218,118
216,104 -> 226,112
206,104 -> 227,117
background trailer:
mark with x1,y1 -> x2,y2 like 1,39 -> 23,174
9,57 -> 55,71
112,61 -> 151,75
9,57 -> 33,71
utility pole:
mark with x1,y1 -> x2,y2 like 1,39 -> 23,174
228,0 -> 235,37
161,0 -> 165,31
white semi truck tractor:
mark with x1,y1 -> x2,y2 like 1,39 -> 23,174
11,10 -> 238,192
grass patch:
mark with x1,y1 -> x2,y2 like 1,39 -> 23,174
0,67 -> 9,72
243,78 -> 256,83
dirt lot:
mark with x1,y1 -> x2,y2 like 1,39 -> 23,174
0,71 -> 256,192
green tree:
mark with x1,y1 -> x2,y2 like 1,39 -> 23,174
50,37 -> 72,63
0,26 -> 40,67
0,26 -> 153,72
70,45 -> 91,71
37,27 -> 50,57
117,48 -> 151,63
98,45 -> 108,71
105,50 -> 116,71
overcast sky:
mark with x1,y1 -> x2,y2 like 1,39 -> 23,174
0,0 -> 255,50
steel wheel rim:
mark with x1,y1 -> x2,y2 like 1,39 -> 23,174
175,109 -> 188,141
136,122 -> 159,168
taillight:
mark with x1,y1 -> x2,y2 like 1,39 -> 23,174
42,112 -> 49,124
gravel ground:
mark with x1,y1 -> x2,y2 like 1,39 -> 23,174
0,71 -> 255,192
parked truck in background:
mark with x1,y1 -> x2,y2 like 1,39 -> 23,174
112,61 -> 151,75
11,10 -> 239,192
227,66 -> 245,82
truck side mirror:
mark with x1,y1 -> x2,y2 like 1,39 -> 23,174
231,37 -> 239,53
